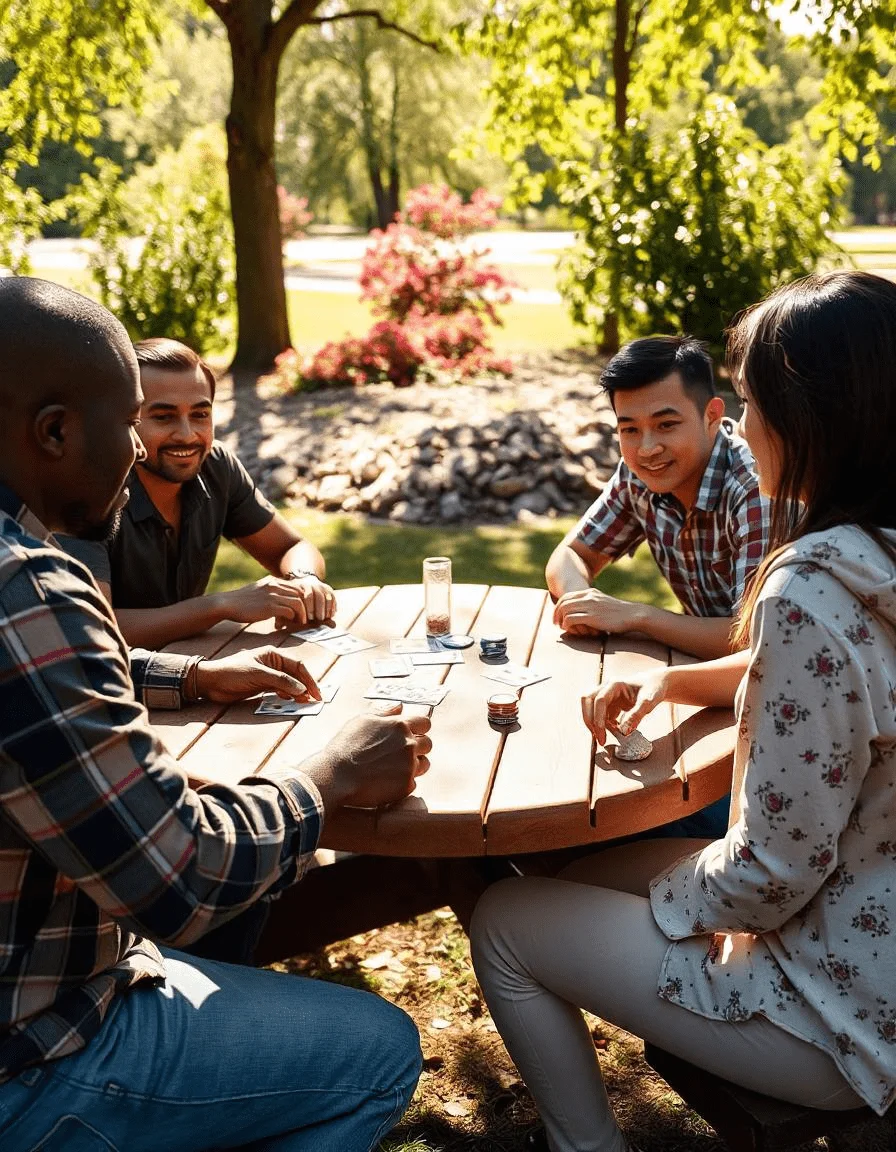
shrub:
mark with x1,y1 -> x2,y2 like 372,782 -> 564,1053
72,130 -> 235,351
280,183 -> 514,389
278,186 -> 313,243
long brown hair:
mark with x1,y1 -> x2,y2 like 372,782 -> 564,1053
729,270 -> 896,648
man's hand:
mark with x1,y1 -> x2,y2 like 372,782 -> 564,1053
284,575 -> 337,627
214,579 -> 334,629
306,715 -> 433,810
194,648 -> 321,703
553,588 -> 642,636
581,670 -> 669,746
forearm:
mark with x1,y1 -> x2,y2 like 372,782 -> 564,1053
659,649 -> 749,708
545,543 -> 593,598
635,604 -> 735,661
277,540 -> 326,580
116,596 -> 229,648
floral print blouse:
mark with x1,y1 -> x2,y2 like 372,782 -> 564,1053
649,526 -> 896,1115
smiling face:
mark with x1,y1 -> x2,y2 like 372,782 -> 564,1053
613,371 -> 725,509
136,364 -> 214,485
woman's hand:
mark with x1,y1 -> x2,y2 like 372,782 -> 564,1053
581,669 -> 669,745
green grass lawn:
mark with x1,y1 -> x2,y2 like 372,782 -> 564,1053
209,508 -> 679,611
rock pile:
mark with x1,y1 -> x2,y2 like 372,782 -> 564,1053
216,352 -> 621,524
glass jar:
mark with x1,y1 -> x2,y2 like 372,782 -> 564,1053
422,556 -> 452,637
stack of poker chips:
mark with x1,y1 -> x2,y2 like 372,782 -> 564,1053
479,633 -> 508,661
487,692 -> 519,726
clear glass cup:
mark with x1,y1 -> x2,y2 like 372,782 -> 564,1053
423,556 -> 452,637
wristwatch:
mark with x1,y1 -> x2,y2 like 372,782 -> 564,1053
285,569 -> 321,582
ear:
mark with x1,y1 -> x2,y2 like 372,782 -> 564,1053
34,405 -> 70,460
705,395 -> 725,429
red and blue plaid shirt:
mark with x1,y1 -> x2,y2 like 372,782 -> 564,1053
576,422 -> 770,616
0,485 -> 323,1084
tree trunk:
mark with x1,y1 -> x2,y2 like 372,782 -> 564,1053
225,23 -> 291,376
602,0 -> 633,356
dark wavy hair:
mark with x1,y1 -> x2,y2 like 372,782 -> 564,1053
133,337 -> 217,400
728,269 -> 896,646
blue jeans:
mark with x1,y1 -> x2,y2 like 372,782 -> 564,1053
644,792 -> 730,840
0,949 -> 421,1152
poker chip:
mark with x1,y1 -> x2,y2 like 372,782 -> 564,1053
613,730 -> 653,761
487,691 -> 519,726
440,634 -> 475,649
479,634 -> 508,660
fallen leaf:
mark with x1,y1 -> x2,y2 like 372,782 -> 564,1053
430,1017 -> 452,1030
360,950 -> 393,970
443,1100 -> 470,1117
425,964 -> 442,981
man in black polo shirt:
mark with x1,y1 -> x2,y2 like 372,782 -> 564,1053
77,338 -> 336,649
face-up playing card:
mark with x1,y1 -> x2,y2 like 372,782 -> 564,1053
369,655 -> 415,677
364,681 -> 449,707
293,625 -> 375,655
389,637 -> 443,655
481,663 -> 551,689
409,649 -> 463,666
293,624 -> 345,643
254,679 -> 339,716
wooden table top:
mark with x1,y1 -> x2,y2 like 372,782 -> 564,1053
150,584 -> 737,857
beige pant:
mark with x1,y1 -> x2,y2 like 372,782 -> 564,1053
471,839 -> 862,1152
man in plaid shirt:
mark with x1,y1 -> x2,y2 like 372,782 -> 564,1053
546,335 -> 769,662
0,278 -> 431,1151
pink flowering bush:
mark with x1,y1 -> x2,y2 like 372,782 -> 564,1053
278,186 -> 313,243
280,184 -> 513,390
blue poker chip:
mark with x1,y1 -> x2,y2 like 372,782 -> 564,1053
440,634 -> 475,649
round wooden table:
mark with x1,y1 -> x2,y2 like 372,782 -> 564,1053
150,583 -> 737,857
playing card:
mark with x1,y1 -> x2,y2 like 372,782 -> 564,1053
364,681 -> 449,707
293,624 -> 346,643
481,663 -> 551,689
254,696 -> 323,717
369,655 -> 415,677
316,631 -> 376,655
409,649 -> 463,666
389,637 -> 442,654
254,680 -> 338,717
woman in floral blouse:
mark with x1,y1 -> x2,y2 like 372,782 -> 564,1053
471,270 -> 896,1152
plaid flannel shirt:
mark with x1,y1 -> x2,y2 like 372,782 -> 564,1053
576,421 -> 770,616
0,485 -> 323,1084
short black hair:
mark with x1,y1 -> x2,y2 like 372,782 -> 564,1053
134,337 -> 217,400
600,335 -> 715,410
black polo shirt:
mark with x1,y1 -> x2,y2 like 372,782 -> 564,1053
61,443 -> 276,609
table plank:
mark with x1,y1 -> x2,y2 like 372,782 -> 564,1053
669,649 -> 737,819
169,587 -> 378,785
485,613 -> 603,853
373,585 -> 548,856
590,635 -> 681,840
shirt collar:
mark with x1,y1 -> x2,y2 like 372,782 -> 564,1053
126,466 -> 212,523
0,482 -> 54,543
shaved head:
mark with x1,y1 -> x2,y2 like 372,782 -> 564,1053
0,277 -> 144,536
0,277 -> 136,416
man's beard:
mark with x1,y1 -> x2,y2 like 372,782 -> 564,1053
61,504 -> 124,544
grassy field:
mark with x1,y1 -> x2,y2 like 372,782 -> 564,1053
211,509 -> 679,612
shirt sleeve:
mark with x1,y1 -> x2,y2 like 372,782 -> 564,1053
53,536 -> 112,586
727,488 -> 771,609
218,446 -> 277,540
650,584 -> 875,938
575,462 -> 645,559
0,554 -> 324,947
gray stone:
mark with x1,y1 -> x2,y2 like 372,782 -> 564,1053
439,490 -> 465,521
265,464 -> 298,501
317,473 -> 351,509
511,488 -> 550,517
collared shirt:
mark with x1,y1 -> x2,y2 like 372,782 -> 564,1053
0,484 -> 323,1084
79,442 -> 276,608
575,421 -> 770,616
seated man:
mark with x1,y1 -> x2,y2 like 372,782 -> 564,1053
0,277 -> 431,1151
65,337 -> 336,648
546,335 -> 769,662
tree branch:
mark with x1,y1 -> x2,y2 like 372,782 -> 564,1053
627,0 -> 649,57
271,0 -> 325,59
309,10 -> 441,51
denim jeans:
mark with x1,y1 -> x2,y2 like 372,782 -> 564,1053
0,949 -> 421,1152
